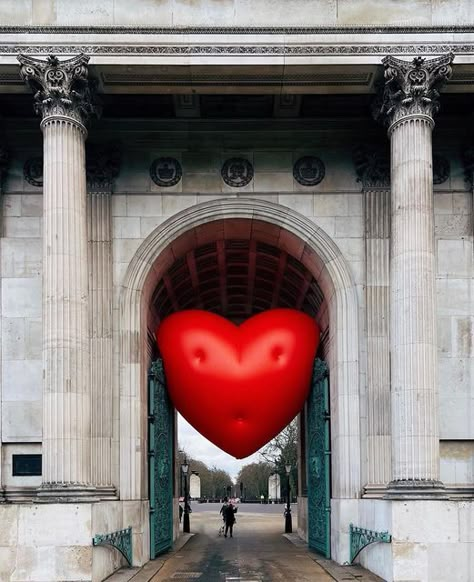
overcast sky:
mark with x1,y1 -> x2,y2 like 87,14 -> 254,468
177,414 -> 263,481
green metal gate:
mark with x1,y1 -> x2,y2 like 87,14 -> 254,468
148,359 -> 174,558
307,358 -> 331,558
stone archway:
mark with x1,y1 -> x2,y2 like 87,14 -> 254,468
118,198 -> 361,558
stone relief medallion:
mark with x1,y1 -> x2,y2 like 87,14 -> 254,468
221,158 -> 254,187
150,157 -> 182,187
293,156 -> 325,187
433,154 -> 450,185
23,156 -> 43,187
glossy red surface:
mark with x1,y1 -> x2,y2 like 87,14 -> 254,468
156,309 -> 320,458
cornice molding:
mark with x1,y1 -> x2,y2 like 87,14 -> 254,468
2,25 -> 474,35
1,43 -> 473,56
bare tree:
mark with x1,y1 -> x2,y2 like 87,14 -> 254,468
258,418 -> 298,499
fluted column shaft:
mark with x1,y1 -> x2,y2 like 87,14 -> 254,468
41,116 -> 91,487
0,147 -> 8,501
365,188 -> 391,489
88,189 -> 114,491
389,115 -> 440,484
19,54 -> 98,496
354,146 -> 392,493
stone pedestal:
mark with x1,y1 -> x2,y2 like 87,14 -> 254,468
18,54 -> 98,498
377,54 -> 454,496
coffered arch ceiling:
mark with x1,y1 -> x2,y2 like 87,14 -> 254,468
151,233 -> 324,325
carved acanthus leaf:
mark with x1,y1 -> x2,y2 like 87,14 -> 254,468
375,54 -> 454,126
86,145 -> 121,191
353,145 -> 390,189
18,53 -> 100,124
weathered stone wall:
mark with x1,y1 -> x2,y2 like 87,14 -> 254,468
0,123 -> 473,580
0,0 -> 473,27
1,193 -> 42,443
1,125 -> 473,494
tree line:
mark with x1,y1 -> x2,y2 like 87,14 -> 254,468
179,418 -> 298,501
177,449 -> 233,500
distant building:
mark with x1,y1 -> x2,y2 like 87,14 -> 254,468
189,473 -> 201,500
268,473 -> 281,501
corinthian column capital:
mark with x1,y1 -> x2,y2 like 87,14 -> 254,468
353,144 -> 390,190
17,54 -> 99,126
86,145 -> 121,193
376,54 -> 454,129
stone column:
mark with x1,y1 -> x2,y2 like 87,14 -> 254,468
87,146 -> 120,497
377,54 -> 453,496
18,54 -> 98,497
353,145 -> 391,495
0,145 -> 9,501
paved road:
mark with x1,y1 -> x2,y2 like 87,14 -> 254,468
190,501 -> 295,515
150,504 -> 333,582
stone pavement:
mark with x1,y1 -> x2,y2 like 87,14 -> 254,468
107,506 -> 384,582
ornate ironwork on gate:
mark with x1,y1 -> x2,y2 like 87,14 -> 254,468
307,358 -> 331,558
148,359 -> 174,558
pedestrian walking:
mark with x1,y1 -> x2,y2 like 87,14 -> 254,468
220,497 -> 237,538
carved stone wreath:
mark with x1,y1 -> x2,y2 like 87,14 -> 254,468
293,156 -> 325,186
221,158 -> 253,187
150,157 -> 182,187
433,154 -> 450,185
24,156 -> 43,187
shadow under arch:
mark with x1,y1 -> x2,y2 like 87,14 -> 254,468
118,198 -> 361,510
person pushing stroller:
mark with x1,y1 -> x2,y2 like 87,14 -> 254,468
219,497 -> 237,538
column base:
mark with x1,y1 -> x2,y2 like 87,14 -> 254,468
95,485 -> 118,500
384,479 -> 447,499
363,483 -> 388,498
37,483 -> 99,503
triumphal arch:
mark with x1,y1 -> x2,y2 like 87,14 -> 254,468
0,2 -> 473,581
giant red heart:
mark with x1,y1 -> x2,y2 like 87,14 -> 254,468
156,309 -> 320,458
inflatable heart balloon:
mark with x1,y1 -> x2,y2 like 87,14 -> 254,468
156,309 -> 320,458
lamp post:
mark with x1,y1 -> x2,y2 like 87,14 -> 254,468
181,457 -> 190,533
285,464 -> 292,533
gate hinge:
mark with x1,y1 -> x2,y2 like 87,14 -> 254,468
148,413 -> 155,423
148,450 -> 155,458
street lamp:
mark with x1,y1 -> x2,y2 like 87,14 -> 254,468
181,457 -> 190,533
284,464 -> 292,533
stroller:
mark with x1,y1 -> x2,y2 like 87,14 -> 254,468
218,520 -> 225,536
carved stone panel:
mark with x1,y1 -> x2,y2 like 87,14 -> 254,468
150,157 -> 182,187
433,154 -> 450,185
293,156 -> 325,187
24,156 -> 43,187
221,158 -> 253,187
